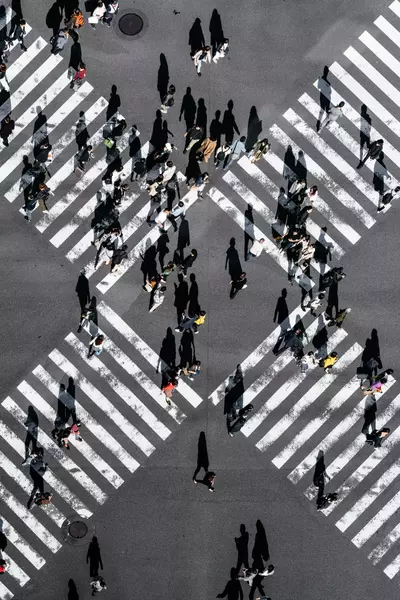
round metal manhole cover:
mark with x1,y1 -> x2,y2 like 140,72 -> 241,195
118,13 -> 144,36
69,521 -> 88,539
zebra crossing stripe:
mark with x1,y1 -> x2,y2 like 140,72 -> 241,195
360,30 -> 400,79
2,552 -> 29,587
65,333 -> 177,434
337,449 -> 400,533
265,151 -> 361,245
32,365 -> 140,473
5,97 -> 108,203
0,82 -> 93,187
353,487 -> 400,549
0,480 -> 61,552
238,155 -> 344,259
48,349 -> 155,456
36,131 -> 131,232
2,397 -> 108,505
0,418 -> 91,518
375,15 -> 400,50
299,93 -> 399,191
0,581 -> 12,600
0,6 -> 12,29
329,62 -> 400,139
304,380 -> 398,501
273,377 -> 360,469
383,551 -> 400,579
390,0 -> 400,17
17,380 -> 124,489
0,447 -> 65,528
97,301 -> 204,408
283,109 -> 379,206
0,518 -> 44,570
256,339 -> 359,451
5,36 -> 46,82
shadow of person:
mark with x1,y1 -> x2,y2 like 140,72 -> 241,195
225,237 -> 242,280
196,98 -> 207,133
189,18 -> 205,56
222,99 -> 240,145
179,330 -> 194,371
129,124 -> 141,159
283,144 -> 296,185
252,519 -> 269,571
188,273 -> 200,316
209,9 -> 224,55
370,328 -> 381,365
180,87 -> 196,131
326,281 -> 339,319
157,53 -> 169,102
69,40 -> 82,70
192,431 -> 209,481
373,153 -> 389,204
295,150 -> 307,182
75,110 -> 90,150
0,519 -> 7,554
244,205 -> 254,260
86,536 -> 103,578
185,153 -> 201,183
235,524 -> 250,573
75,269 -> 90,312
210,109 -> 222,149
24,406 -> 39,459
140,245 -> 158,286
362,330 -> 381,377
177,217 -> 190,263
68,579 -> 79,600
313,450 -> 327,504
316,66 -> 331,132
217,567 -> 243,600
314,226 -> 332,266
106,84 -> 121,121
157,327 -> 176,372
46,1 -> 63,37
273,288 -> 289,324
157,232 -> 170,272
361,395 -> 377,436
20,155 -> 33,202
224,364 -> 244,415
312,315 -> 328,358
174,273 -> 189,325
246,106 -> 262,152
150,110 -> 164,149
359,104 -> 371,162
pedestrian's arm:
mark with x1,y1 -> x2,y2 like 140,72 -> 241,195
217,585 -> 228,598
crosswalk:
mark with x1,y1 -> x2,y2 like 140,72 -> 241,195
0,301 -> 202,597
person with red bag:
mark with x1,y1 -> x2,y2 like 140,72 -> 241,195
70,62 -> 87,90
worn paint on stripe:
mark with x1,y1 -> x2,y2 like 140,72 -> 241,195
5,36 -> 46,82
2,552 -> 29,587
0,518 -> 45,569
382,551 -> 400,578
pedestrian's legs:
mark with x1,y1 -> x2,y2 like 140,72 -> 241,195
223,155 -> 234,171
357,150 -> 370,169
196,60 -> 202,75
318,116 -> 331,132
185,139 -> 197,153
38,196 -> 48,213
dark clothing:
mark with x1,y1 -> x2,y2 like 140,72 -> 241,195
230,277 -> 247,299
111,247 -> 128,266
36,145 -> 52,164
217,579 -> 243,600
0,117 -> 14,145
180,253 -> 197,274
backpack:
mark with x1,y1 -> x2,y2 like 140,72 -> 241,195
75,13 -> 85,27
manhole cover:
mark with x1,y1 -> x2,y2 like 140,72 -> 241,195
69,521 -> 88,539
118,13 -> 144,36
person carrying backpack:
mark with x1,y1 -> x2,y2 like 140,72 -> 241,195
65,8 -> 85,32
76,144 -> 94,173
70,62 -> 87,89
103,1 -> 119,26
161,84 -> 176,114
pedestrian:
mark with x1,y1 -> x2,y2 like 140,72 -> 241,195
300,351 -> 316,373
75,111 -> 90,150
64,8 -> 85,32
34,183 -> 53,214
224,136 -> 247,170
273,327 -> 306,359
247,238 -> 265,259
131,157 -> 147,183
161,84 -> 176,114
196,136 -> 217,163
193,310 -> 207,334
27,447 -> 48,508
184,360 -> 201,381
214,142 -> 231,168
161,377 -> 178,406
248,138 -> 270,163
296,205 -> 313,228
77,303 -> 96,333
112,179 -> 128,206
147,175 -> 164,204
238,568 -> 259,586
50,29 -> 69,55
183,124 -> 204,154
303,292 -> 325,316
23,195 -> 38,221
327,307 -> 351,328
0,114 -> 14,147
317,492 -> 338,510
193,46 -> 211,76
175,313 -> 197,333
0,39 -> 10,64
179,248 -> 198,277
102,1 -> 119,26
366,427 -> 390,448
154,208 -> 171,231
228,404 -> 254,437
168,200 -> 185,231
259,565 -> 275,577
35,141 -> 53,164
319,266 -> 346,292
288,178 -> 307,202
9,18 -> 27,50
75,144 -> 94,174
162,160 -> 176,185
90,1 -> 106,28
319,352 -> 338,373
110,242 -> 128,273
0,559 -> 8,573
193,470 -> 215,491
90,576 -> 107,596
188,172 -> 209,198
306,185 -> 319,204
70,62 -> 87,89
149,283 -> 167,313
59,423 -> 83,449
357,139 -> 384,169
212,38 -> 229,63
318,101 -> 345,132
0,62 -> 8,92
161,261 -> 177,279
88,334 -> 105,357
230,272 -> 248,299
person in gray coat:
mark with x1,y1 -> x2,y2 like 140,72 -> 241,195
51,29 -> 69,55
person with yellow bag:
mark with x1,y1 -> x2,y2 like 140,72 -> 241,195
319,352 -> 338,373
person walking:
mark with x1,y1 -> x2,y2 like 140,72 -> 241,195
228,404 -> 254,437
0,62 -> 9,92
162,160 -> 177,185
33,182 -> 53,214
131,157 -> 147,183
223,136 -> 247,170
196,136 -> 217,163
248,138 -> 270,163
366,427 -> 390,448
112,179 -> 129,206
50,29 -> 69,54
212,38 -> 229,63
78,302 -> 96,333
357,138 -> 384,169
64,8 -> 85,33
9,18 -> 27,51
183,124 -> 204,154
319,352 -> 338,373
193,46 -> 211,76
318,101 -> 345,132
214,142 -> 231,168
161,84 -> 176,114
88,334 -> 105,357
154,208 -> 171,232
188,172 -> 209,198
22,408 -> 38,464
327,307 -> 351,328
300,351 -> 316,373
103,1 -> 119,26
75,111 -> 89,150
184,360 -> 201,381
90,576 -> 107,596
70,62 -> 87,89
193,470 -> 216,491
27,447 -> 48,509
90,1 -> 106,28
0,114 -> 14,147
230,272 -> 248,299
110,244 -> 128,273
149,283 -> 167,312
168,200 -> 186,231
76,144 -> 94,173
179,249 -> 198,277
161,377 -> 179,406
247,238 -> 265,260
238,568 -> 259,586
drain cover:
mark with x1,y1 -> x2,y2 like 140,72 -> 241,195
62,516 -> 94,546
118,13 -> 144,36
69,521 -> 88,539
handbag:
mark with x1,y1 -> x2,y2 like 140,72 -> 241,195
88,15 -> 99,24
104,137 -> 115,148
356,367 -> 369,379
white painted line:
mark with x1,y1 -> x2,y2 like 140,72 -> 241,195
0,447 -> 65,528
49,349 -> 155,456
303,380 -> 398,500
2,397 -> 107,505
65,333 -> 176,435
375,15 -> 400,51
240,317 -> 326,436
257,341 -> 360,451
273,377 -> 360,469
208,186 -> 315,289
5,36 -> 46,82
284,108 -> 379,206
329,62 -> 400,139
0,82 -> 93,186
353,488 -> 400,548
79,322 -> 185,424
96,185 -> 200,293
390,0 -> 400,18
2,552 -> 29,587
0,518 -> 45,569
97,301 -> 204,408
360,30 -> 400,79
383,550 -> 400,578
265,150 -> 361,244
17,380 -> 124,489
0,6 -> 12,28
237,155 -> 344,259
299,94 -> 399,193
33,365 -> 139,473
0,417 -> 91,518
35,131 -> 131,232
5,97 -> 108,203
0,480 -> 61,552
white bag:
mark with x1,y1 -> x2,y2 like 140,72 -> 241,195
88,15 -> 99,24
